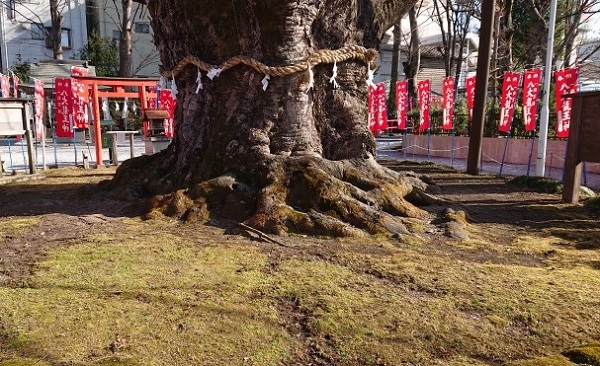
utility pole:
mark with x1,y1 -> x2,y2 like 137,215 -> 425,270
536,0 -> 559,177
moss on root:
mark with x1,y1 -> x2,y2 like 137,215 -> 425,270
506,355 -> 575,365
106,154 -> 432,237
562,342 -> 600,365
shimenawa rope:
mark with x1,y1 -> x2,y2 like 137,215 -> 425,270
160,45 -> 378,79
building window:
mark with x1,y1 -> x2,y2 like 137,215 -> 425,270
44,28 -> 72,50
31,23 -> 45,40
134,22 -> 150,34
112,30 -> 121,43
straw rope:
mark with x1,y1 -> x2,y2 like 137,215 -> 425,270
160,45 -> 378,79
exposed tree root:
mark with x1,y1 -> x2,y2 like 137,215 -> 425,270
105,153 -> 438,237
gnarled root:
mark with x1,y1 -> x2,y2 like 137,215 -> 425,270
138,155 -> 434,237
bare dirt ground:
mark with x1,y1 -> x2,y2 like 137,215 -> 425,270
1,161 -> 600,365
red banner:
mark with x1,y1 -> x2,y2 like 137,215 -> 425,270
499,72 -> 521,133
417,79 -> 431,131
442,77 -> 454,130
555,68 -> 578,138
522,68 -> 542,131
368,85 -> 377,132
12,74 -> 19,98
396,80 -> 408,129
376,83 -> 388,131
466,76 -> 476,122
54,78 -> 74,138
0,74 -> 10,98
159,89 -> 176,138
71,67 -> 89,129
34,80 -> 45,139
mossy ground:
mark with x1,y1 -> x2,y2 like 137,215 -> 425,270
1,165 -> 599,365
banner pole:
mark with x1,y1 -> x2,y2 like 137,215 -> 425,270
451,128 -> 455,167
20,135 -> 26,171
41,119 -> 47,170
499,132 -> 510,176
73,123 -> 78,166
427,127 -> 431,161
403,128 -> 407,161
526,131 -> 536,176
7,137 -> 14,171
53,130 -> 58,168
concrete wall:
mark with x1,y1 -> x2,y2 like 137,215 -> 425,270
402,134 -> 600,173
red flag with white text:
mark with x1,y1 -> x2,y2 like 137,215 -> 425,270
54,78 -> 74,138
376,83 -> 388,131
396,80 -> 408,129
522,68 -> 542,131
0,74 -> 10,98
466,76 -> 476,122
12,74 -> 19,98
554,67 -> 579,138
160,89 -> 176,138
417,79 -> 431,131
34,80 -> 45,139
368,85 -> 378,132
442,77 -> 455,130
499,72 -> 521,133
71,67 -> 89,129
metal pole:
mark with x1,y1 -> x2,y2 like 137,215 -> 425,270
536,0 -> 559,176
467,0 -> 495,174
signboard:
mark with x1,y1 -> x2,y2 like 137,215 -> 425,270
0,101 -> 26,135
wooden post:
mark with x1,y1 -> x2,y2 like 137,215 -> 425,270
91,84 -> 103,166
129,132 -> 135,159
561,92 -> 600,203
22,101 -> 36,174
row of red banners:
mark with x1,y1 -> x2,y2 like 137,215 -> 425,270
0,73 -> 19,98
369,67 -> 579,138
53,67 -> 176,139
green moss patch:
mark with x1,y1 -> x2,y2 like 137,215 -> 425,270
563,342 -> 600,365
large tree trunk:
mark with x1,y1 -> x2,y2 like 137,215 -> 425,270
109,0 -> 431,237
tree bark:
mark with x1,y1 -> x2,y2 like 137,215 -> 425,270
49,0 -> 63,60
119,0 -> 133,77
109,0 -> 431,237
405,6 -> 420,104
389,23 -> 402,114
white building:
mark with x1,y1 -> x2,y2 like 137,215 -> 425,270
0,0 -> 88,71
375,4 -> 478,95
88,0 -> 159,77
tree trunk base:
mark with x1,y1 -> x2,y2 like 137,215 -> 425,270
106,153 -> 437,238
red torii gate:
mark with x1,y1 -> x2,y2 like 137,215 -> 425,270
71,75 -> 159,166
